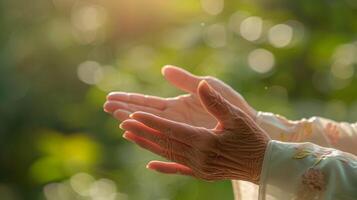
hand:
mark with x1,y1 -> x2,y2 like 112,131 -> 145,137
120,81 -> 270,183
104,65 -> 257,129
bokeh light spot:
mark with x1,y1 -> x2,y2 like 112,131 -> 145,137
200,0 -> 224,15
240,16 -> 263,41
228,11 -> 250,34
333,43 -> 357,66
331,61 -> 354,80
70,173 -> 96,196
268,24 -> 293,48
90,179 -> 117,199
248,48 -> 275,73
77,61 -> 103,85
44,182 -> 76,200
72,5 -> 107,32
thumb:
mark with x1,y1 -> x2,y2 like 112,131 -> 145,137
198,80 -> 241,129
162,65 -> 201,93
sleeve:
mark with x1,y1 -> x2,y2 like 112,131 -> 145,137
256,112 -> 357,155
232,113 -> 357,200
259,140 -> 357,200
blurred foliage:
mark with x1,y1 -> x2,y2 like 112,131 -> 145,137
0,0 -> 356,199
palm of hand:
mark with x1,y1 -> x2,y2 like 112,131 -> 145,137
162,94 -> 217,128
104,92 -> 216,127
104,66 -> 256,129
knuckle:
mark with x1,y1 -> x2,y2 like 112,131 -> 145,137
154,135 -> 164,145
162,139 -> 174,160
197,157 -> 208,168
164,127 -> 173,136
203,76 -> 214,80
199,174 -> 215,182
198,151 -> 216,168
200,165 -> 214,174
204,76 -> 219,83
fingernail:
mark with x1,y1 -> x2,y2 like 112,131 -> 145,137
161,66 -> 168,75
119,123 -> 124,129
145,164 -> 150,169
122,133 -> 128,139
129,113 -> 134,118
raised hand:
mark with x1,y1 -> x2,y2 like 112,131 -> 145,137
119,81 -> 270,183
104,65 -> 256,128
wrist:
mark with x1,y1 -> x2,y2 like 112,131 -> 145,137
250,135 -> 270,184
228,132 -> 270,184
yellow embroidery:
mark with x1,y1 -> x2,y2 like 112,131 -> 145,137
292,146 -> 356,167
293,149 -> 312,159
313,158 -> 323,166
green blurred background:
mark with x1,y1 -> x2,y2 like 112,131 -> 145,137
0,0 -> 357,199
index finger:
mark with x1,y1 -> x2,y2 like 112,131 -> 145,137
130,111 -> 203,145
107,92 -> 168,110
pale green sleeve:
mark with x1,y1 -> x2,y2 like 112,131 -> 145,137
259,140 -> 357,200
256,112 -> 357,154
232,113 -> 357,200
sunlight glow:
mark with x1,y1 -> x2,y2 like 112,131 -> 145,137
204,23 -> 227,48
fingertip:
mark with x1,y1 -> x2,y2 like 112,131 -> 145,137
146,160 -> 159,169
106,92 -> 127,101
103,101 -> 112,113
119,119 -> 139,129
197,80 -> 213,96
106,92 -> 115,100
162,65 -> 182,78
122,132 -> 128,139
122,131 -> 136,142
161,65 -> 172,76
130,111 -> 151,120
103,102 -> 108,112
145,162 -> 156,170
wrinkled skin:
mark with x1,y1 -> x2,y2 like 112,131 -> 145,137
120,81 -> 270,183
103,66 -> 269,183
104,65 -> 257,129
